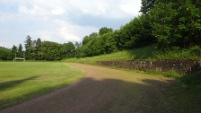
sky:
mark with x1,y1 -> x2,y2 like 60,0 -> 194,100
0,0 -> 141,48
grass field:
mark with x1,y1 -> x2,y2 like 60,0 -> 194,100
0,62 -> 85,109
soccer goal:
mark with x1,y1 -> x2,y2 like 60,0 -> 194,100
13,57 -> 25,62
13,53 -> 26,62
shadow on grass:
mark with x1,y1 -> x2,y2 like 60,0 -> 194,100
127,45 -> 156,60
0,76 -> 38,91
1,76 -> 200,113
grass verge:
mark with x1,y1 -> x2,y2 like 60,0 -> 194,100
0,62 -> 85,109
63,45 -> 201,64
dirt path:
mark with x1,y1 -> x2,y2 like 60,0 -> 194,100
0,63 -> 179,113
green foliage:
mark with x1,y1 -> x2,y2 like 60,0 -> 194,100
113,15 -> 155,50
82,36 -> 91,46
39,41 -> 62,61
147,0 -> 201,50
80,28 -> 117,57
17,44 -> 23,58
61,42 -> 76,58
140,0 -> 157,14
0,47 -> 12,60
99,27 -> 113,36
11,45 -> 17,55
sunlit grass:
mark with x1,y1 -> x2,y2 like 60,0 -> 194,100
64,45 -> 201,64
0,62 -> 85,109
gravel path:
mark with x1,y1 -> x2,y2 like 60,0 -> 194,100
0,63 -> 178,113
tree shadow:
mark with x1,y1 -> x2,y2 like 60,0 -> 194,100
126,45 -> 156,60
0,76 -> 38,91
0,77 -> 200,113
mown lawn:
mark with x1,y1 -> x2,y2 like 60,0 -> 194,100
0,62 -> 85,109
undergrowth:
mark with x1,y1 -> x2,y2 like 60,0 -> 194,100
181,71 -> 201,88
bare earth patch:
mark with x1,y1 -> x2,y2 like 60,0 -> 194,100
0,63 -> 182,113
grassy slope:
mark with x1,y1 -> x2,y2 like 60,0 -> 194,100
0,62 -> 85,109
63,45 -> 155,64
64,45 -> 201,64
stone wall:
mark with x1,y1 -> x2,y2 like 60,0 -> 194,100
97,59 -> 201,74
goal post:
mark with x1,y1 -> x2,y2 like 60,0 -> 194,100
13,57 -> 26,62
13,53 -> 26,62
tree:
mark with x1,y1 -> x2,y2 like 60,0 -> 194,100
61,42 -> 76,58
24,35 -> 32,51
18,44 -> 23,57
36,38 -> 42,48
35,38 -> 42,60
147,0 -> 201,49
24,35 -> 32,59
74,42 -> 83,58
82,36 -> 91,46
99,27 -> 113,36
12,45 -> 17,55
140,0 -> 158,14
40,41 -> 62,60
0,47 -> 12,60
89,32 -> 98,39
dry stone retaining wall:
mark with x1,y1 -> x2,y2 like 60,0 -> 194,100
97,59 -> 201,74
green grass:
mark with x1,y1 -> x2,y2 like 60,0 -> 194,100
64,45 -> 201,64
63,45 -> 156,64
0,62 -> 85,109
154,46 -> 201,59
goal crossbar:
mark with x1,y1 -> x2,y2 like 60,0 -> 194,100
13,57 -> 26,62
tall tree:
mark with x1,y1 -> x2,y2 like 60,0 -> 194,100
24,35 -> 32,51
12,45 -> 17,55
35,38 -> 42,60
24,35 -> 32,59
36,38 -> 42,48
18,44 -> 23,57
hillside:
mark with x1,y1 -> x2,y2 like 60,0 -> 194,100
64,45 -> 201,64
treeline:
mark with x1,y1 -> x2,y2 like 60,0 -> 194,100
21,35 -> 76,60
0,35 -> 76,61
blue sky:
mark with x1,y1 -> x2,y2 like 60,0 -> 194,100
0,0 -> 141,48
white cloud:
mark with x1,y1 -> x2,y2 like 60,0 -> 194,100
60,27 -> 81,42
51,8 -> 65,15
19,5 -> 50,16
0,0 -> 141,48
54,19 -> 98,42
